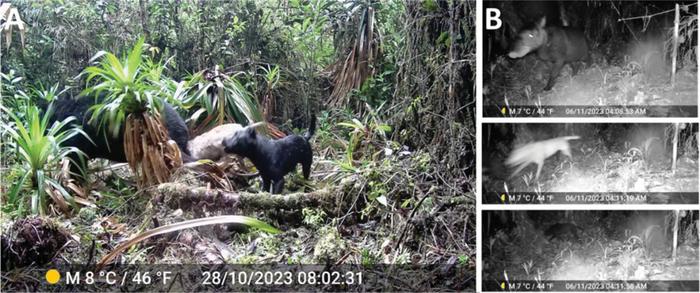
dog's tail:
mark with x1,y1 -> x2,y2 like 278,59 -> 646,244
248,121 -> 267,130
304,114 -> 316,141
561,136 -> 581,141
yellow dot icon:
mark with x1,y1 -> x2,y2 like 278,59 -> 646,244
45,269 -> 61,284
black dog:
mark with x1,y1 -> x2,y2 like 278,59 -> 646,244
223,116 -> 315,194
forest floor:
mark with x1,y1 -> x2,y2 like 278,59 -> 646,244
483,228 -> 699,282
482,144 -> 698,203
1,136 -> 476,290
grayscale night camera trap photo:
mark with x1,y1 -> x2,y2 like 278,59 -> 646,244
482,210 -> 699,291
482,123 -> 698,204
482,0 -> 698,117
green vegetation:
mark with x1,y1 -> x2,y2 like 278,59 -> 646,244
1,104 -> 86,216
183,67 -> 264,135
83,37 -> 182,186
0,0 -> 475,290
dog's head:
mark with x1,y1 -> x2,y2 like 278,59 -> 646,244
223,125 -> 258,157
559,136 -> 580,159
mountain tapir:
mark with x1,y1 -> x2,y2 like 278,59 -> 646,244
508,17 -> 589,91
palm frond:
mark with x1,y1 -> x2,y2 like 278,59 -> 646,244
328,4 -> 382,107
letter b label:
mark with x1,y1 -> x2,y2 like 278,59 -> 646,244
486,8 -> 502,30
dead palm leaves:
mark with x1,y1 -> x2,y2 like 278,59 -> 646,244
124,112 -> 183,187
97,215 -> 280,269
83,38 -> 183,188
328,4 -> 382,107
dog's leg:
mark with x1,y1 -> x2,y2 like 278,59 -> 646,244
301,151 -> 313,192
509,162 -> 531,178
535,160 -> 544,180
302,160 -> 311,180
301,161 -> 311,193
272,178 -> 285,194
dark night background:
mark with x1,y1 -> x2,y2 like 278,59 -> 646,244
482,123 -> 698,198
482,0 -> 698,112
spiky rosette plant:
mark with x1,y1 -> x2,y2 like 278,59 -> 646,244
82,38 -> 182,187
1,104 -> 88,216
184,66 -> 285,138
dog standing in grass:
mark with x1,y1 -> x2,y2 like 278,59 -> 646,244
505,136 -> 580,180
223,116 -> 316,194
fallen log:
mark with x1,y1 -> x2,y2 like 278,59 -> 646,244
149,183 -> 348,217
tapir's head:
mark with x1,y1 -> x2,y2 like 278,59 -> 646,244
507,17 -> 548,59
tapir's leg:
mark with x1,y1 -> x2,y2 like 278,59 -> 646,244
544,60 -> 565,90
272,178 -> 285,194
262,178 -> 271,193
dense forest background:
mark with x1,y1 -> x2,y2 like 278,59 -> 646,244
3,0 -> 475,180
1,0 -> 475,291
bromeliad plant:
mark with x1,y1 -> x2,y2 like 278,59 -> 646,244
256,64 -> 287,138
1,105 -> 87,216
183,66 -> 284,138
338,103 -> 391,166
259,65 -> 281,122
82,38 -> 182,187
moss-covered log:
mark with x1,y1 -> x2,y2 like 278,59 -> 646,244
149,183 -> 351,217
